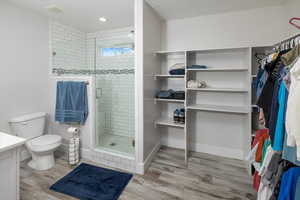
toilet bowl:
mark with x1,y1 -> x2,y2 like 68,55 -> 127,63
26,134 -> 62,170
9,112 -> 62,171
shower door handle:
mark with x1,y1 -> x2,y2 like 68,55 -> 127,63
96,88 -> 102,99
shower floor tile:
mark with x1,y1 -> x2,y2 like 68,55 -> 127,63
97,133 -> 135,157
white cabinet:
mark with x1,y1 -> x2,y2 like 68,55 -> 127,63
0,149 -> 19,200
0,132 -> 25,200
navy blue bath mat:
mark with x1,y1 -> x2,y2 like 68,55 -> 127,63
50,163 -> 133,200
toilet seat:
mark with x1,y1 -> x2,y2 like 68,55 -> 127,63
28,135 -> 62,152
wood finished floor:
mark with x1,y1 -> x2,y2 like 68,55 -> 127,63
20,147 -> 256,200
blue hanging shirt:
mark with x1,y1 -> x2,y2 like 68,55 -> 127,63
278,167 -> 300,200
272,82 -> 288,151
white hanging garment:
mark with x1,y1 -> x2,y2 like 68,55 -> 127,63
286,58 -> 300,159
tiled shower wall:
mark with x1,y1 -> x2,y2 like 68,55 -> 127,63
50,21 -> 87,70
87,28 -> 135,139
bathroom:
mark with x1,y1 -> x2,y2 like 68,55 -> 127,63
1,0 -> 300,199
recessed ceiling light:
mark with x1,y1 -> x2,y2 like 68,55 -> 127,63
99,17 -> 107,22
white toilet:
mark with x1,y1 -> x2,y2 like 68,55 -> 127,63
9,112 -> 62,170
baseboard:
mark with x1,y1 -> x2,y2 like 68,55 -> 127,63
161,141 -> 243,160
136,142 -> 161,175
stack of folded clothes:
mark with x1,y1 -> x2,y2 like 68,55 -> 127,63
155,89 -> 185,100
187,65 -> 208,69
169,63 -> 185,75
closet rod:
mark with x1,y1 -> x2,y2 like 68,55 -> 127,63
273,33 -> 300,49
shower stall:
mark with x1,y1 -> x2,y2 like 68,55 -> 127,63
51,21 -> 136,166
93,31 -> 135,158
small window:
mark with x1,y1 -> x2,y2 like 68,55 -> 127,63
100,46 -> 134,57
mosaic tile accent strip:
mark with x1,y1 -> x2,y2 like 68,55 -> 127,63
52,68 -> 135,75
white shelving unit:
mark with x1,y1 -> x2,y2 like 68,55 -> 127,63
154,47 -> 253,165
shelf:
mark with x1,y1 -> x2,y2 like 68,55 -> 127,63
187,68 -> 248,72
155,75 -> 185,79
186,87 -> 248,93
156,50 -> 186,54
154,98 -> 185,103
187,104 -> 249,114
155,118 -> 185,128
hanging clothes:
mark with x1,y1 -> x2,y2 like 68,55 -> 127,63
286,58 -> 300,159
268,80 -> 281,144
262,139 -> 271,164
272,82 -> 288,151
269,160 -> 296,200
257,50 -> 288,127
278,167 -> 300,200
283,134 -> 300,166
254,129 -> 270,162
257,146 -> 275,200
253,171 -> 261,192
256,70 -> 269,101
281,44 -> 300,67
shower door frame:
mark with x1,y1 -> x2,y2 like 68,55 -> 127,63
89,28 -> 142,173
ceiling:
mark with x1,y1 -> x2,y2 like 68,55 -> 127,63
6,0 -> 288,32
146,0 -> 288,20
6,0 -> 134,32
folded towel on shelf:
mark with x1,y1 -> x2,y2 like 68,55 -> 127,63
187,65 -> 208,69
156,89 -> 175,99
169,68 -> 185,75
155,90 -> 185,100
187,80 -> 207,88
170,63 -> 185,70
173,91 -> 185,100
169,63 -> 186,75
55,81 -> 88,125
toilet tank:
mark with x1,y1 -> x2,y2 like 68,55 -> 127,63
9,112 -> 47,139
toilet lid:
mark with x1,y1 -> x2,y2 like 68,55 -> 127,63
30,135 -> 61,146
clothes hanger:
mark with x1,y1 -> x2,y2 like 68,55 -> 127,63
289,17 -> 300,29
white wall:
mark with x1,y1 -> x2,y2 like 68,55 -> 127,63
283,0 -> 300,37
142,1 -> 162,160
161,5 -> 288,51
0,1 -> 50,134
135,0 -> 162,169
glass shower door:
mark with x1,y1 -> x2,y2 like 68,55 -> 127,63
94,35 -> 135,157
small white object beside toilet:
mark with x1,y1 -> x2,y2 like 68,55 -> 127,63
9,112 -> 62,170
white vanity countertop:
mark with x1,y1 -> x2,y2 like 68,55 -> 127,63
0,132 -> 25,153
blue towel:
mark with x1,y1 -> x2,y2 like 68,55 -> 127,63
169,69 -> 185,75
187,65 -> 207,69
55,81 -> 88,124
